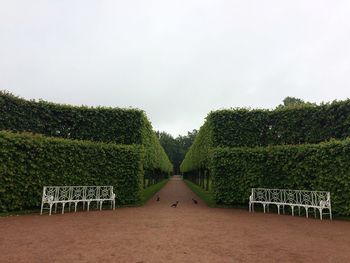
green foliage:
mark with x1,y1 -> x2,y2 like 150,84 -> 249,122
180,121 -> 213,172
140,179 -> 169,205
158,129 -> 197,173
181,99 -> 350,216
211,139 -> 350,215
157,132 -> 180,172
210,100 -> 350,147
181,99 -> 350,172
141,117 -> 173,173
0,131 -> 144,212
184,179 -> 215,207
176,129 -> 198,152
0,91 -> 172,174
276,96 -> 317,109
0,91 -> 143,144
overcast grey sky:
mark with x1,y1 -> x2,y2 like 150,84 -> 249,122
1,1 -> 350,136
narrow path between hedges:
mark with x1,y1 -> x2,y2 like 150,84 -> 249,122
1,176 -> 350,262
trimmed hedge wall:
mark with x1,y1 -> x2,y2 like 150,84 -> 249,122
181,100 -> 350,216
0,91 -> 173,173
180,121 -> 212,172
0,131 -> 144,212
141,116 -> 173,172
211,139 -> 350,216
181,100 -> 350,172
0,91 -> 143,144
211,100 -> 350,148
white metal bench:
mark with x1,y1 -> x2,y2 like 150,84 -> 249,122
249,188 -> 332,220
40,186 -> 116,216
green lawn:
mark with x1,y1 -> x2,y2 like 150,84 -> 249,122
140,178 -> 169,205
184,179 -> 216,207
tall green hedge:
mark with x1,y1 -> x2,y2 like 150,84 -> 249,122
0,91 -> 143,144
181,100 -> 350,216
0,131 -> 144,212
0,91 -> 172,174
180,121 -> 212,172
211,100 -> 350,147
140,115 -> 173,172
211,139 -> 350,215
181,100 -> 350,172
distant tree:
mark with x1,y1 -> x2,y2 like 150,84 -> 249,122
157,129 -> 198,174
157,131 -> 180,173
277,96 -> 316,109
176,129 -> 198,152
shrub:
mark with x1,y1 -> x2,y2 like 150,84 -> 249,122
0,91 -> 173,174
0,131 -> 144,212
0,91 -> 143,144
181,100 -> 350,216
210,100 -> 350,148
211,140 -> 350,215
181,100 -> 350,172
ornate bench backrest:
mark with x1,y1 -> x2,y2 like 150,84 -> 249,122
100,186 -> 113,199
42,186 -> 58,202
43,186 -> 114,201
311,191 -> 330,207
251,188 -> 330,207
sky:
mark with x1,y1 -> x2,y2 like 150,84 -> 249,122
1,1 -> 350,137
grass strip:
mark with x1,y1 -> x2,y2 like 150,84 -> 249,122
184,179 -> 216,207
140,178 -> 169,205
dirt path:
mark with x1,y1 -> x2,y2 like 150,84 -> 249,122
1,176 -> 350,262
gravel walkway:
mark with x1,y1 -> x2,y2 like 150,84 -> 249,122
1,175 -> 350,262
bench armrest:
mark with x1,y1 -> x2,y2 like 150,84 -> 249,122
43,195 -> 54,203
320,200 -> 330,208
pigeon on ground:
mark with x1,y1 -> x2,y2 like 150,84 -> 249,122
170,201 -> 179,208
192,198 -> 198,204
156,195 -> 160,202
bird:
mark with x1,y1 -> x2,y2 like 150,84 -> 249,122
156,195 -> 160,202
192,198 -> 198,204
170,201 -> 179,208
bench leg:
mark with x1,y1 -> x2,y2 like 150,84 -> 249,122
40,202 -> 44,215
291,206 -> 294,216
252,203 -> 254,212
62,203 -> 66,215
305,207 -> 308,218
329,209 -> 332,221
263,204 -> 266,213
314,208 -> 317,218
87,201 -> 90,212
113,200 -> 115,210
267,204 -> 269,213
69,202 -> 71,212
277,205 -> 280,215
55,203 -> 58,213
49,203 -> 53,216
75,202 -> 78,212
100,201 -> 103,211
283,205 -> 285,215
298,206 -> 301,216
83,201 -> 85,210
249,202 -> 251,212
319,208 -> 323,220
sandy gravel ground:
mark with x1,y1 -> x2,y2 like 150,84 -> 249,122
1,175 -> 350,262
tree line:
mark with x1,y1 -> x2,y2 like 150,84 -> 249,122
156,129 -> 198,174
158,97 -> 315,174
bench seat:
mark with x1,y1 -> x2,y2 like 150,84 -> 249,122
41,186 -> 116,215
249,188 -> 332,220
